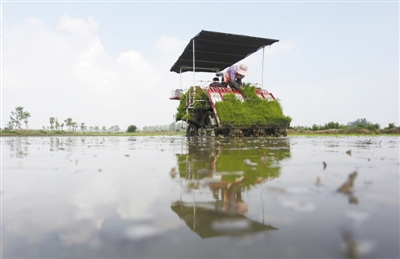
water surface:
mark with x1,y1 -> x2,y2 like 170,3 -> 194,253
2,136 -> 399,258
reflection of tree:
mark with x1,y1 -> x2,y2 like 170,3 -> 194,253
48,137 -> 78,152
8,137 -> 29,158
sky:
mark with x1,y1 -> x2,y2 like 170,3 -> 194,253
1,0 -> 399,131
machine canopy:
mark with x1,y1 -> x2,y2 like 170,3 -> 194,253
170,30 -> 279,74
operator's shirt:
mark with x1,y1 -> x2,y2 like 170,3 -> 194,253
224,65 -> 238,84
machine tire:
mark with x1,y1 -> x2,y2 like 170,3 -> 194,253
199,111 -> 215,136
186,123 -> 198,137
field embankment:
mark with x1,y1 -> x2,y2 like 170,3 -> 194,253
0,129 -> 185,137
287,127 -> 400,136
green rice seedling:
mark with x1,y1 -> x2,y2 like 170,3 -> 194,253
176,87 -> 211,121
175,86 -> 291,127
215,86 -> 291,126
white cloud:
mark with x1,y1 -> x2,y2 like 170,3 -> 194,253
2,15 -> 178,130
57,15 -> 98,34
25,16 -> 45,27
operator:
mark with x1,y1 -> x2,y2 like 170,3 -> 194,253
223,64 -> 248,91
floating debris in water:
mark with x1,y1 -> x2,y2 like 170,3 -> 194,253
357,139 -> 381,145
323,161 -> 327,169
346,150 -> 352,156
337,171 -> 357,194
124,154 -> 130,157
360,139 -> 374,144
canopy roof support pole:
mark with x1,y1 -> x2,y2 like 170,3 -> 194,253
180,67 -> 182,89
192,39 -> 195,87
262,47 -> 265,89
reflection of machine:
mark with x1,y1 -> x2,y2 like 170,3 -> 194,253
171,138 -> 290,238
176,138 -> 291,189
171,201 -> 278,239
169,30 -> 290,137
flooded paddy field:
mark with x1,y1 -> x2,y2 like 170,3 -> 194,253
1,135 -> 399,258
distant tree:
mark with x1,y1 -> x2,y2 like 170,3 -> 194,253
102,126 -> 106,132
127,125 -> 137,133
388,123 -> 396,129
94,126 -> 99,132
55,118 -> 60,130
80,122 -> 86,132
6,121 -> 15,130
109,125 -> 120,132
89,126 -> 94,132
347,118 -> 369,128
311,124 -> 319,131
71,122 -> 78,131
64,118 -> 73,130
346,118 -> 381,131
49,117 -> 55,130
60,123 -> 64,130
9,106 -> 28,129
22,111 -> 31,129
324,121 -> 339,130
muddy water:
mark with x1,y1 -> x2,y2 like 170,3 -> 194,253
1,136 -> 399,258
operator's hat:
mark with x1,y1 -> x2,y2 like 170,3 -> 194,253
237,64 -> 248,76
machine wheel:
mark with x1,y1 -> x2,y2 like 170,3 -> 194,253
186,123 -> 198,137
199,111 -> 215,136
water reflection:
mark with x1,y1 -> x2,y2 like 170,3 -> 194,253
2,136 -> 398,258
171,137 -> 291,239
5,137 -> 30,158
175,137 -> 291,187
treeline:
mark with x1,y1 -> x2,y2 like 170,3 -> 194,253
44,117 -> 122,133
3,106 -> 137,133
293,118 -> 396,132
